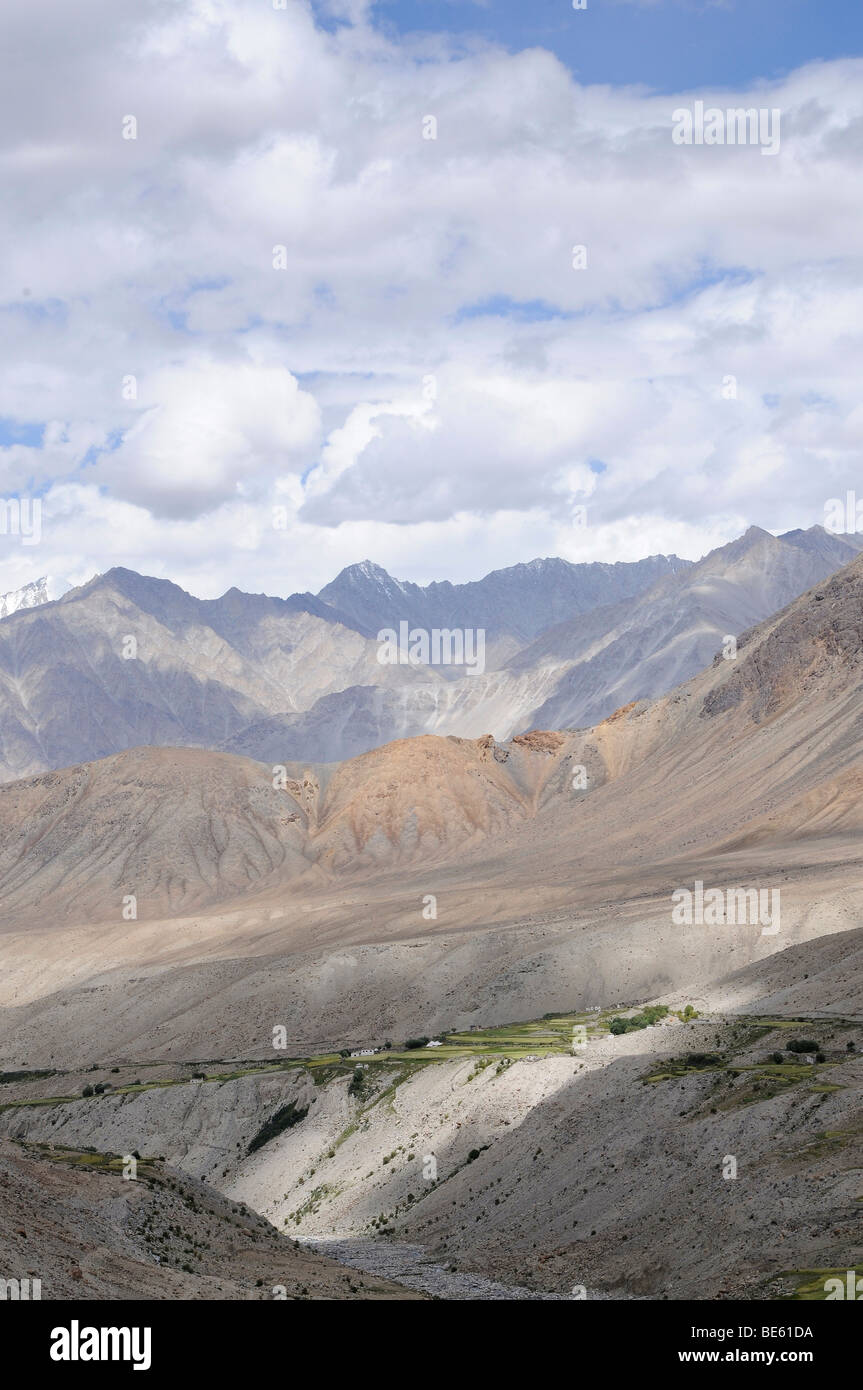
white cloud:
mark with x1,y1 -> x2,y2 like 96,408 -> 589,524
96,360 -> 321,517
0,0 -> 861,593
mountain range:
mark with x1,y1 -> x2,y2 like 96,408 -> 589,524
2,540 -> 863,1050
0,524 -> 859,782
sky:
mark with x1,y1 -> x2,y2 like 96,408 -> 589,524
371,0 -> 863,91
1,0 -> 862,597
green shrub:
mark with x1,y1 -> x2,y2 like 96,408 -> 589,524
246,1101 -> 309,1155
608,1005 -> 669,1035
641,1005 -> 670,1025
787,1039 -> 819,1053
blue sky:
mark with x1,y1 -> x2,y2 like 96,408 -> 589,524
370,0 -> 863,91
0,419 -> 44,449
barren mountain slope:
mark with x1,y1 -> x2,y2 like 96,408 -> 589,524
220,663 -> 568,762
522,524 -> 863,730
0,567 -> 439,783
0,733 -> 582,933
0,1138 -> 420,1300
0,527 -> 854,780
223,525 -> 863,760
0,551 -> 685,782
0,550 -> 862,1063
0,746 -> 323,926
317,553 -> 689,664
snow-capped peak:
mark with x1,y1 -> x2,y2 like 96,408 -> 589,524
0,576 -> 69,619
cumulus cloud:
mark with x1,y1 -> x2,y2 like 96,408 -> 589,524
96,360 -> 321,517
0,0 -> 861,596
